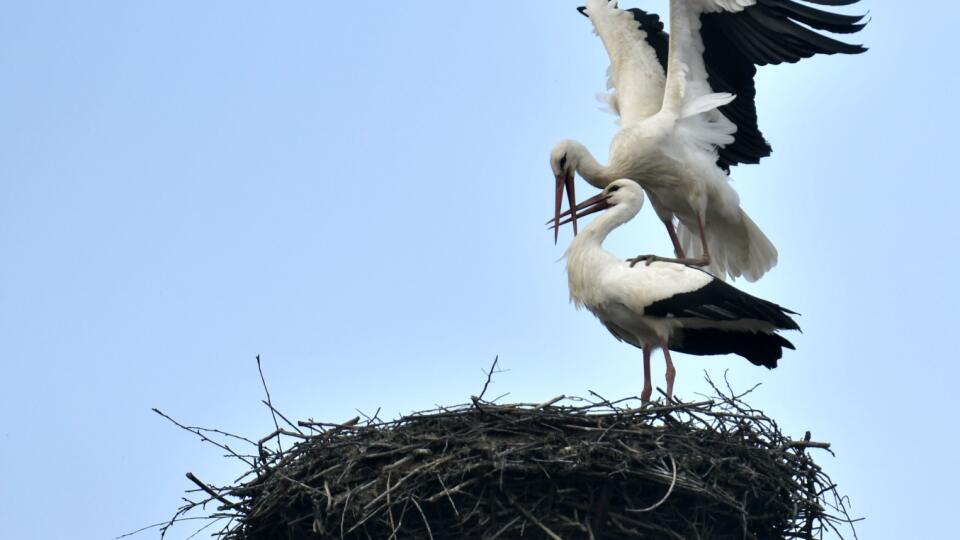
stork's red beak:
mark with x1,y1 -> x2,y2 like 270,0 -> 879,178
553,173 -> 578,243
549,192 -> 611,231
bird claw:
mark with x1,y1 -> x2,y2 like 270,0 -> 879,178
628,255 -> 659,267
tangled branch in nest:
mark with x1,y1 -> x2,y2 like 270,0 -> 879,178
145,373 -> 858,540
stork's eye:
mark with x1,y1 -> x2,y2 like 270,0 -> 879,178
608,185 -> 621,194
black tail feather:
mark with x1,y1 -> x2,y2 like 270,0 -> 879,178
672,329 -> 795,369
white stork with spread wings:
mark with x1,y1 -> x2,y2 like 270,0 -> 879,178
550,0 -> 866,281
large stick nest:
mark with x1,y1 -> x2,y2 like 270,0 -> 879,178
151,376 -> 856,540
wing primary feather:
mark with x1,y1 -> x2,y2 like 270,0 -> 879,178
698,0 -> 866,169
644,278 -> 800,331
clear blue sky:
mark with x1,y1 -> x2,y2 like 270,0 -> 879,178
1,2 -> 955,538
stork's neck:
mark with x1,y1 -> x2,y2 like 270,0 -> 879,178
567,198 -> 641,255
569,142 -> 617,188
564,195 -> 642,309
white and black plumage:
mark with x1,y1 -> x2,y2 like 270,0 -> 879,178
550,0 -> 866,281
560,179 -> 799,403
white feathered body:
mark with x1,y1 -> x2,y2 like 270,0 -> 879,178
564,183 -> 781,350
567,241 -> 707,347
601,100 -> 776,281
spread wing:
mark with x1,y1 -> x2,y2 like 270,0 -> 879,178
660,0 -> 740,159
581,0 -> 668,125
667,0 -> 866,170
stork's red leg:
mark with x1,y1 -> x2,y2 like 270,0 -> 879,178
664,219 -> 685,259
641,346 -> 653,404
659,336 -> 676,404
693,211 -> 711,266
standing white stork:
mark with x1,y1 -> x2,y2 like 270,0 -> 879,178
551,0 -> 866,281
559,179 -> 799,403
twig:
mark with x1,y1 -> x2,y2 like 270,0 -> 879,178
363,456 -> 455,511
626,454 -> 678,513
472,355 -> 501,404
185,472 -> 238,509
411,497 -> 434,540
116,516 -> 220,539
261,399 -> 304,436
508,494 -> 563,540
152,409 -> 255,467
784,441 -> 833,451
536,395 -> 566,409
434,473 -> 460,516
256,355 -> 283,453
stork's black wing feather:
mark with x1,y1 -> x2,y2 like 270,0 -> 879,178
625,8 -> 669,72
644,275 -> 800,331
702,0 -> 867,170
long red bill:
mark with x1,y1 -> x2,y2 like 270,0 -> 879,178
565,173 -> 577,237
550,198 -> 587,223
552,173 -> 579,244
548,192 -> 610,231
553,174 -> 564,244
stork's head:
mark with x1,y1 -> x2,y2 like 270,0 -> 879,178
549,140 -> 582,243
602,178 -> 644,208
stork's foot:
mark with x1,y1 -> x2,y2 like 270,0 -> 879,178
628,254 -> 710,268
628,254 -> 661,267
681,256 -> 710,268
